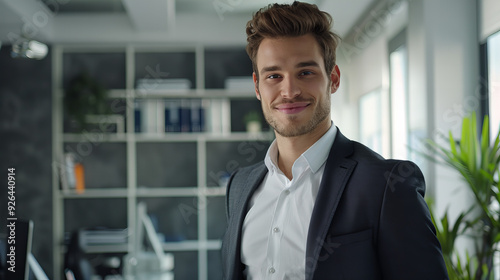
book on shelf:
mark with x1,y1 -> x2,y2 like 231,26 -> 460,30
59,153 -> 73,192
135,98 -> 206,133
134,78 -> 209,134
136,99 -> 164,133
74,162 -> 85,194
58,152 -> 85,193
134,100 -> 142,133
179,99 -> 191,133
190,99 -> 205,132
207,98 -> 230,134
164,99 -> 181,132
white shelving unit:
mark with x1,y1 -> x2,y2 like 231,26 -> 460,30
51,44 -> 272,280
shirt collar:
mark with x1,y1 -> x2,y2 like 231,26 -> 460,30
264,140 -> 279,174
264,122 -> 337,174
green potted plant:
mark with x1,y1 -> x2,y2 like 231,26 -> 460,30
423,112 -> 500,279
64,72 -> 110,131
244,111 -> 263,133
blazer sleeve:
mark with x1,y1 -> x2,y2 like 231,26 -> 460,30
377,161 -> 448,279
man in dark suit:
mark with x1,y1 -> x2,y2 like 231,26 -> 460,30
221,1 -> 448,279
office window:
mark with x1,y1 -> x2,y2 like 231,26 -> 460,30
389,46 -> 409,159
389,29 -> 409,160
485,30 -> 500,279
359,88 -> 382,153
487,31 -> 500,142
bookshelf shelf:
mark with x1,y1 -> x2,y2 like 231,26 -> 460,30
136,187 -> 200,197
135,186 -> 227,197
133,131 -> 273,142
60,188 -> 129,199
63,133 -> 128,143
108,89 -> 129,98
162,240 -> 222,251
61,129 -> 273,143
52,45 -> 272,280
131,89 -> 255,99
56,88 -> 257,100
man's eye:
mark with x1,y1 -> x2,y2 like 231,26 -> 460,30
300,71 -> 313,76
267,74 -> 280,79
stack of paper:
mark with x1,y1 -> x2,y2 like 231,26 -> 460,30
224,76 -> 254,91
80,228 -> 129,247
136,78 -> 191,94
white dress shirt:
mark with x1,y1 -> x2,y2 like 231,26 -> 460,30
241,123 -> 337,279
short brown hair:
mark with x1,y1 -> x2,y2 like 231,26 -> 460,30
246,1 -> 341,77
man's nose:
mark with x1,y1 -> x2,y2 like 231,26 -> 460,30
280,76 -> 301,99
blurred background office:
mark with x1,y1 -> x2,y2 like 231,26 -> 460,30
0,0 -> 499,279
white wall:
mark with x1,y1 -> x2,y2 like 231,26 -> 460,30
337,0 -> 480,254
408,0 -> 480,257
408,0 -> 479,217
335,1 -> 408,156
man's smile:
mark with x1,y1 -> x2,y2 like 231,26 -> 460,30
274,102 -> 310,114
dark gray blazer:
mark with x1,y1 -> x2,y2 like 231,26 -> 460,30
221,129 -> 448,279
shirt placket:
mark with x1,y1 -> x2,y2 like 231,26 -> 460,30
266,174 -> 293,279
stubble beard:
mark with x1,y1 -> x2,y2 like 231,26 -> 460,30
261,90 -> 331,138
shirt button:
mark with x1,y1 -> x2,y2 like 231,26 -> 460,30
273,227 -> 280,233
284,189 -> 290,195
269,267 -> 275,274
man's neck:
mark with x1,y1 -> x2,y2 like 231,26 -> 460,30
275,120 -> 331,180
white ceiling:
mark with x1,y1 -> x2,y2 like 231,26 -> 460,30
0,0 -> 375,46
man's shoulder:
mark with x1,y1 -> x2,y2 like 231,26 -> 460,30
346,139 -> 417,171
349,140 -> 387,162
346,139 -> 424,181
334,128 -> 392,166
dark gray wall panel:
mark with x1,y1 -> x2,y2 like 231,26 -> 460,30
0,45 -> 53,277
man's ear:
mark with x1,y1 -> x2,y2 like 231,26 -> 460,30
253,72 -> 260,100
330,65 -> 341,94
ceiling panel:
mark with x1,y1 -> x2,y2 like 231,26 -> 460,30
0,0 -> 377,45
40,0 -> 126,13
176,0 -> 320,14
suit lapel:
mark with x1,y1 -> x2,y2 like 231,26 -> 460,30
305,130 -> 357,280
226,163 -> 268,279
233,164 -> 268,224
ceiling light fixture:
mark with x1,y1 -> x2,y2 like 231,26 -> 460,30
11,37 -> 48,60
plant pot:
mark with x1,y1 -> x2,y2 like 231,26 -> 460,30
246,121 -> 261,133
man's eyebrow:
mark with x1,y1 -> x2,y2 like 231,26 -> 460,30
260,61 -> 321,74
296,61 -> 320,68
260,65 -> 281,74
